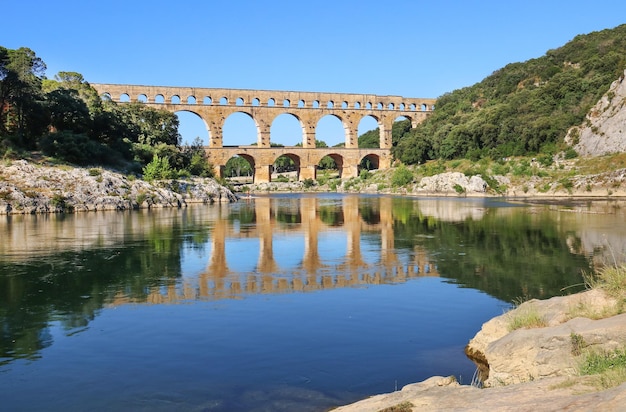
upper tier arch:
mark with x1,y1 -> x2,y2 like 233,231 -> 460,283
91,83 -> 435,149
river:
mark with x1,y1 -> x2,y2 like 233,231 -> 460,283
1,194 -> 625,411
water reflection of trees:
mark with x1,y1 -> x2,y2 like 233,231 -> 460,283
3,196 -> 625,366
0,215 -> 192,366
390,198 -> 590,302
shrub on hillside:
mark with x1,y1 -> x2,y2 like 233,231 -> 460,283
391,164 -> 414,187
142,155 -> 174,181
40,131 -> 118,165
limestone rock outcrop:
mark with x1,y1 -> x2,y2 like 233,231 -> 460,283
566,69 -> 626,156
0,160 -> 237,214
466,289 -> 625,387
416,172 -> 487,194
333,376 -> 626,412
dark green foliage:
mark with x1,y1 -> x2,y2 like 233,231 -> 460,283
394,24 -> 626,164
358,119 -> 412,149
302,178 -> 315,188
0,47 -> 47,147
358,128 -> 379,148
391,164 -> 414,187
40,131 -> 120,166
0,46 -> 201,177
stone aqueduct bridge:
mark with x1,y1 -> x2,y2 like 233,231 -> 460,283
91,83 -> 436,183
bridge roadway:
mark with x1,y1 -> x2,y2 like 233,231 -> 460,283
91,83 -> 436,183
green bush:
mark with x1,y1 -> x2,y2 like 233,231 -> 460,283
391,164 -> 414,187
142,155 -> 174,181
187,152 -> 214,177
564,147 -> 579,159
40,131 -> 118,166
537,154 -> 554,167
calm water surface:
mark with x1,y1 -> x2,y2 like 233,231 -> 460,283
2,194 -> 625,411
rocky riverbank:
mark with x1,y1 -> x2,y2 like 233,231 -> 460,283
0,160 -> 237,214
234,153 -> 626,199
334,287 -> 626,411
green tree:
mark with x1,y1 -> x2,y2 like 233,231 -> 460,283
0,47 -> 47,146
142,154 -> 174,181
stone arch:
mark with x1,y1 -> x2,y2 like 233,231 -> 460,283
359,153 -> 380,171
171,95 -> 181,104
138,94 -> 147,103
325,153 -> 345,178
223,111 -> 259,146
120,93 -> 130,102
270,113 -> 304,146
175,109 -> 210,146
224,154 -> 255,181
236,97 -> 244,106
391,114 -> 415,144
187,96 -> 196,104
203,96 -> 212,104
272,153 -> 301,181
316,114 -> 346,147
155,94 -> 165,103
357,115 -> 380,148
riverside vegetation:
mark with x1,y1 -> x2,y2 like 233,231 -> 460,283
3,23 -> 626,411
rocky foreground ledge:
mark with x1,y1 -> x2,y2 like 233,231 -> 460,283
0,160 -> 238,214
334,288 -> 626,411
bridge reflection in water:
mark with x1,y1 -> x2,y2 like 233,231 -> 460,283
117,196 -> 439,305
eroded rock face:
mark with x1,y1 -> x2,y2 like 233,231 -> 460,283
465,289 -> 625,387
417,172 -> 487,194
566,69 -> 626,156
0,160 -> 237,214
333,376 -> 626,412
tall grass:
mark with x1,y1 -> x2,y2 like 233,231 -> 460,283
584,264 -> 626,299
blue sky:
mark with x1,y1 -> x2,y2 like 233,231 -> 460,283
4,1 -> 626,146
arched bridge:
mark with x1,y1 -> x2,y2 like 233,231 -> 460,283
91,83 -> 436,182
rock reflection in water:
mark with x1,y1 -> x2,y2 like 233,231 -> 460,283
2,195 -> 626,367
3,194 -> 626,412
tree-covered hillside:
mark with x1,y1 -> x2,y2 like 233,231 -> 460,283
0,47 -> 212,178
393,24 -> 626,164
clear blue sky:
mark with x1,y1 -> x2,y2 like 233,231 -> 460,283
4,1 -> 626,146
